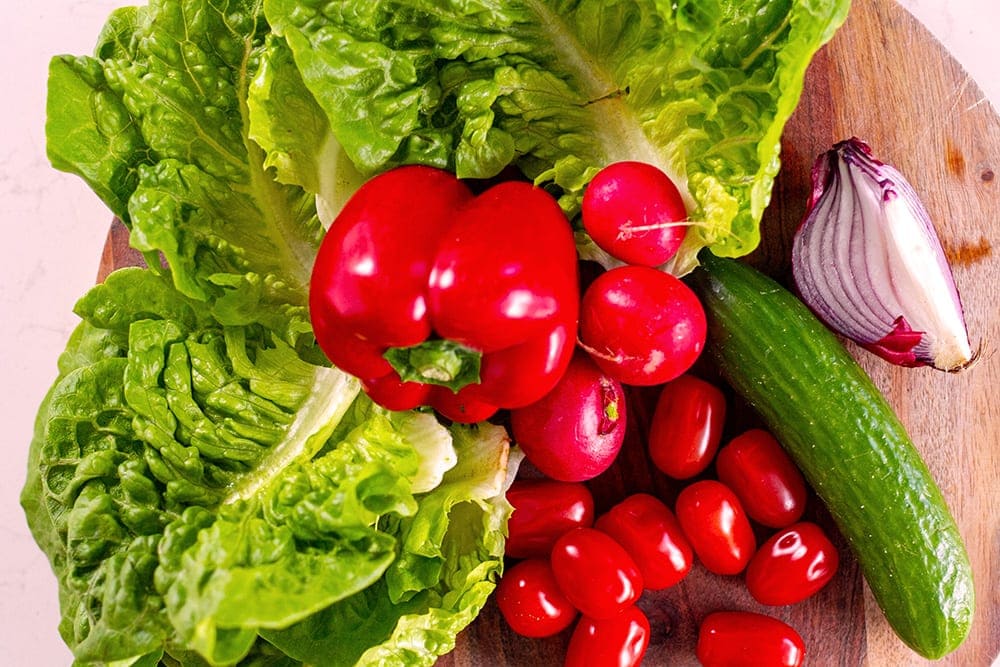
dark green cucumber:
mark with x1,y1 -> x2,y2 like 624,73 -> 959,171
689,252 -> 974,659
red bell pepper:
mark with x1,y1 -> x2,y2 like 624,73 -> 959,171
309,166 -> 579,422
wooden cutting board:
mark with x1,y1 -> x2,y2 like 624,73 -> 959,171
97,1 -> 999,665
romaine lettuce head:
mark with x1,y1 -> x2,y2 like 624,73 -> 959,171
22,268 -> 515,666
264,0 -> 849,274
45,0 -> 324,345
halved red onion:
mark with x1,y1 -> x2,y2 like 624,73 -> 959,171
791,138 -> 973,371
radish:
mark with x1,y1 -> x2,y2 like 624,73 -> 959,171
582,161 -> 688,267
579,265 -> 706,386
510,352 -> 626,482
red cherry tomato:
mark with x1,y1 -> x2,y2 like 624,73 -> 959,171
696,611 -> 805,667
715,429 -> 808,528
675,480 -> 756,575
581,160 -> 688,267
745,522 -> 840,606
495,558 -> 578,638
505,480 -> 595,559
647,374 -> 727,479
510,352 -> 627,482
594,493 -> 693,590
579,265 -> 706,386
550,527 -> 643,619
565,605 -> 651,667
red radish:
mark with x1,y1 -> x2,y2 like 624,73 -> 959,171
582,161 -> 688,267
580,266 -> 706,386
510,352 -> 626,482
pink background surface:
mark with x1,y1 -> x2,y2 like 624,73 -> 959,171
1,1 -> 996,664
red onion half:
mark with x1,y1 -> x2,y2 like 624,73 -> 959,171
791,138 -> 973,371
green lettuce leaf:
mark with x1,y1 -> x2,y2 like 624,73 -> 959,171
45,0 -> 323,342
246,34 -> 368,224
265,0 -> 849,274
22,268 -> 513,665
24,268 -> 359,664
260,425 -> 520,667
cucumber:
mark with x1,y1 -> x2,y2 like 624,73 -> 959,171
689,252 -> 974,659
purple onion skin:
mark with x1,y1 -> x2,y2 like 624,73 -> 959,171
863,315 -> 923,367
791,137 -> 973,372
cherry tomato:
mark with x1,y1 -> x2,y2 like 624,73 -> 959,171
550,527 -> 643,619
581,161 -> 688,267
647,374 -> 727,479
745,522 -> 840,606
696,611 -> 805,667
495,558 -> 577,638
565,605 -> 651,667
510,352 -> 627,482
715,429 -> 808,528
579,265 -> 706,386
675,480 -> 756,575
594,493 -> 693,590
505,480 -> 595,559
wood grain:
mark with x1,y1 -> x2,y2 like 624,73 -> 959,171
97,1 -> 999,665
755,2 -> 1000,666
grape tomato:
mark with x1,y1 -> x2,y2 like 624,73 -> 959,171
505,480 -> 595,559
595,493 -> 693,590
696,611 -> 805,667
565,605 -> 651,667
745,522 -> 840,606
550,527 -> 643,619
495,558 -> 577,638
647,374 -> 727,479
715,429 -> 808,528
675,480 -> 756,575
